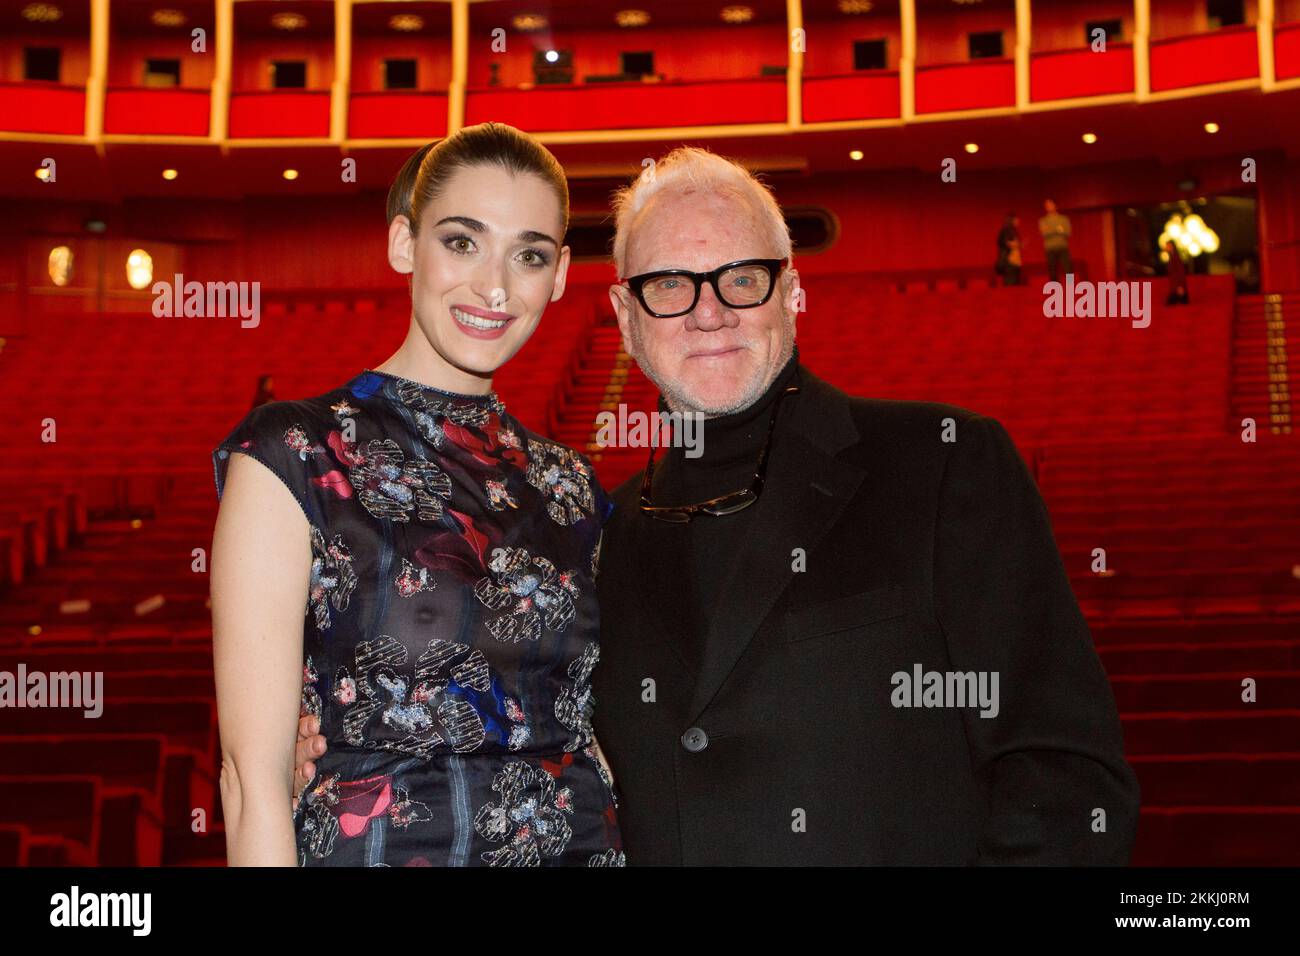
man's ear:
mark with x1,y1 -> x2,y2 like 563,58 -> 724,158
550,245 -> 572,302
783,266 -> 802,316
388,216 -> 415,276
608,284 -> 635,356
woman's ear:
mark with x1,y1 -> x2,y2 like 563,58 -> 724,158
549,245 -> 572,302
388,215 -> 415,276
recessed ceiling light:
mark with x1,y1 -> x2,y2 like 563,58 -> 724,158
151,9 -> 186,28
271,12 -> 307,31
1082,132 -> 1098,144
161,168 -> 178,180
964,142 -> 979,154
615,9 -> 651,27
1204,121 -> 1220,134
21,3 -> 62,23
849,149 -> 864,161
282,169 -> 299,181
389,14 -> 423,32
512,14 -> 548,31
838,0 -> 874,12
721,5 -> 754,24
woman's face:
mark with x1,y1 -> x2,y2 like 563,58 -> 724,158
388,163 -> 570,388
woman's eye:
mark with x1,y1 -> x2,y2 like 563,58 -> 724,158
443,236 -> 475,255
518,248 -> 550,268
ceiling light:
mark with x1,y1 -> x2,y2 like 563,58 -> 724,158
21,3 -> 62,23
389,14 -> 423,32
271,12 -> 307,31
151,9 -> 186,27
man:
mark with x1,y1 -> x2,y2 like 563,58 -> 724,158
1039,198 -> 1073,283
1164,240 -> 1190,305
294,147 -> 1140,865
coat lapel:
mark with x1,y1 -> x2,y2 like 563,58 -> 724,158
605,460 -> 701,679
684,370 -> 865,721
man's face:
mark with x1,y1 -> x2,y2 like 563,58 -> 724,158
608,187 -> 798,416
1044,199 -> 1057,215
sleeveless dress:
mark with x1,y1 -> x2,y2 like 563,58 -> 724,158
211,369 -> 625,866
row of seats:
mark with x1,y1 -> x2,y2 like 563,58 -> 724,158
1,272 -> 1296,865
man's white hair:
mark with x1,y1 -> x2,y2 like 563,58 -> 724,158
610,146 -> 792,277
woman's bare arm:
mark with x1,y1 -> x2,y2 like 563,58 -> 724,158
211,451 -> 313,866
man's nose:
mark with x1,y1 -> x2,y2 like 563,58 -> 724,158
686,282 -> 736,332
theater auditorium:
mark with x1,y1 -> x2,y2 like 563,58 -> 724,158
1,0 -> 1299,868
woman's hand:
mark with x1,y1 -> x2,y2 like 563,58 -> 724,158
592,734 -> 616,789
292,714 -> 329,812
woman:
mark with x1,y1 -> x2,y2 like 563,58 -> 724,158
995,213 -> 1022,286
210,123 -> 625,866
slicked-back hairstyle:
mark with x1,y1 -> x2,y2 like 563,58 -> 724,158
384,123 -> 569,238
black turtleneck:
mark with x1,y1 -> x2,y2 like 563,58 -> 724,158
646,346 -> 802,670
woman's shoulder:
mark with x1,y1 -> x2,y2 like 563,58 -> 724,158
508,419 -> 614,526
512,420 -> 596,473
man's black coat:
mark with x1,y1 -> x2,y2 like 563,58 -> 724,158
591,363 -> 1141,865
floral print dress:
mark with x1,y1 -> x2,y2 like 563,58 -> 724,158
212,369 -> 625,866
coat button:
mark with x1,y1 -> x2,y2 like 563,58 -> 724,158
681,727 -> 709,753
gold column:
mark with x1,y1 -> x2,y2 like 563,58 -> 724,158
1258,0 -> 1276,89
1134,0 -> 1150,101
900,0 -> 916,120
332,0 -> 353,142
1015,0 -> 1031,108
85,0 -> 109,148
787,0 -> 803,127
211,0 -> 233,144
448,0 -> 469,133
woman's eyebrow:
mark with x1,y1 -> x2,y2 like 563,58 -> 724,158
517,230 -> 557,247
433,216 -> 556,248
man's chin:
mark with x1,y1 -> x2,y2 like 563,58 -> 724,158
673,378 -> 756,416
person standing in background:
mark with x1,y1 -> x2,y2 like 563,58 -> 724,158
250,374 -> 275,409
995,214 -> 1022,286
1039,199 -> 1072,283
1164,240 -> 1190,305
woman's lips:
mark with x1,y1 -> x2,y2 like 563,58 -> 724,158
451,305 -> 516,340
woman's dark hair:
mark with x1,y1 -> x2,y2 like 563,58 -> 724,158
384,123 -> 569,239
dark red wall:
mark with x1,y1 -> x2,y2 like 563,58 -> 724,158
5,150 -> 1297,331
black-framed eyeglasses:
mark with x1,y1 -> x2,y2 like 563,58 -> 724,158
639,373 -> 801,522
621,258 -> 786,319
